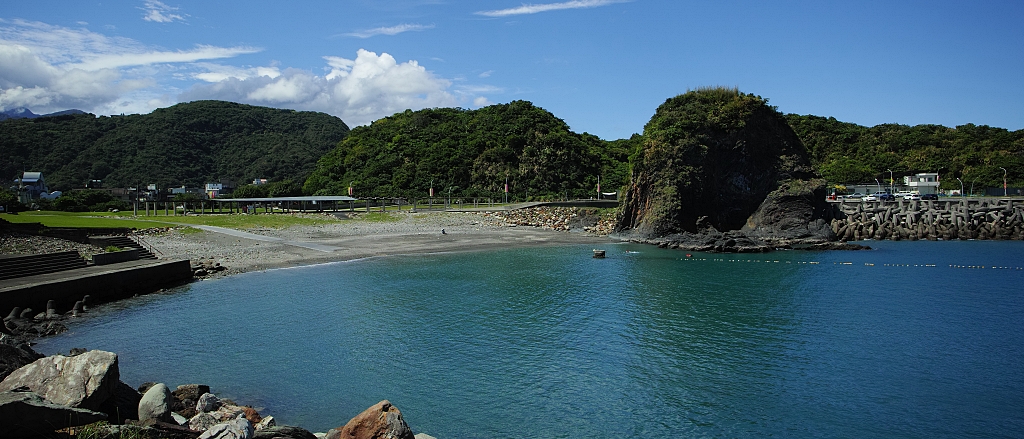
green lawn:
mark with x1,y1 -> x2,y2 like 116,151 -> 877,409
1,211 -> 177,229
1,210 -> 338,230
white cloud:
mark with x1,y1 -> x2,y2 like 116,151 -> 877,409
344,23 -> 434,39
0,19 -> 493,126
73,45 -> 260,71
141,0 -> 186,23
473,96 -> 492,107
479,70 -> 494,78
476,0 -> 628,17
182,49 -> 466,126
0,19 -> 258,114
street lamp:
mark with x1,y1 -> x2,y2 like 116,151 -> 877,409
970,177 -> 979,197
956,177 -> 964,198
1000,167 -> 1007,197
887,169 -> 894,193
875,178 -> 882,194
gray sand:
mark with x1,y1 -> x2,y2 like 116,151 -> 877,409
142,211 -> 613,277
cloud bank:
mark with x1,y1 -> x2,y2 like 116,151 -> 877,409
182,49 -> 459,126
0,19 -> 492,126
0,19 -> 256,115
476,0 -> 627,17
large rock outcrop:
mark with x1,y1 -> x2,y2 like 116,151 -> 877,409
615,87 -> 829,249
0,350 -> 119,411
741,178 -> 837,244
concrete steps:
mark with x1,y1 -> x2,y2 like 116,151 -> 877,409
0,251 -> 89,281
88,236 -> 158,260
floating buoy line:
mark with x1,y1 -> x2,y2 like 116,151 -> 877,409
672,256 -> 1024,270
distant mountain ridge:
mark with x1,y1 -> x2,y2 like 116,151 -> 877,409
0,101 -> 349,191
0,108 -> 86,121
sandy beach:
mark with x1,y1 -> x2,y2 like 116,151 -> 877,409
141,211 -> 614,277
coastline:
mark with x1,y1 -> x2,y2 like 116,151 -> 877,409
144,211 -> 614,279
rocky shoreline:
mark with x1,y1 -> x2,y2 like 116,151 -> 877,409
0,341 -> 431,439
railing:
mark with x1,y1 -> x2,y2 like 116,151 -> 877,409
129,232 -> 163,257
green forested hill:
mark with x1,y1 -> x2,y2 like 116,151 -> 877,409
303,101 -> 632,199
786,114 -> 1024,188
0,101 -> 349,191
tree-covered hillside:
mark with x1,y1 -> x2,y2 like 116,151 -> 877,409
0,101 -> 349,191
303,101 -> 631,200
786,114 -> 1024,189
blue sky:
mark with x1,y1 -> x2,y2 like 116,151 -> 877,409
1,0 -> 1021,140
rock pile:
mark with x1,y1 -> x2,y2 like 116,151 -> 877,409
192,257 -> 228,277
480,207 -> 615,235
0,348 -> 431,439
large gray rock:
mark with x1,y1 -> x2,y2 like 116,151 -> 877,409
200,417 -> 254,439
0,390 -> 108,438
138,382 -> 173,423
191,404 -> 246,432
0,350 -> 119,411
196,392 -> 222,413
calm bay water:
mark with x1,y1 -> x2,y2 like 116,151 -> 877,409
35,241 -> 1024,438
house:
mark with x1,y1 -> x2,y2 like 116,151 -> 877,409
904,173 -> 940,195
12,172 -> 52,203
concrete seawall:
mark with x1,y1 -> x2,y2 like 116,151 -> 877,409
0,259 -> 192,318
829,198 -> 1022,241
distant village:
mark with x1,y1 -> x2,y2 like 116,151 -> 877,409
8,172 -> 265,206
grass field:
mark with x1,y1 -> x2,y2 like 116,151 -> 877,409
0,210 -> 340,229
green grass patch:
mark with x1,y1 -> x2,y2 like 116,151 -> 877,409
0,211 -> 176,229
1,211 -> 335,230
152,213 -> 334,229
356,212 -> 400,222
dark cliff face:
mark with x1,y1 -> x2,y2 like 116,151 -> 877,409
616,88 -> 815,239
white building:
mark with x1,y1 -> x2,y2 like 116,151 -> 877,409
904,173 -> 940,195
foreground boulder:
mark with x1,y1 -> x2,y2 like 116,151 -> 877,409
199,417 -> 253,439
326,400 -> 415,439
139,382 -> 173,423
0,390 -> 108,437
0,350 -> 119,411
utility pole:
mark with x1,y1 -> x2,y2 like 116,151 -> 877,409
1000,167 -> 1008,196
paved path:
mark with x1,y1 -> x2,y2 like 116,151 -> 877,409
185,225 -> 340,252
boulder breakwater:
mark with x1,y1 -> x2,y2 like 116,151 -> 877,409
830,198 -> 1023,241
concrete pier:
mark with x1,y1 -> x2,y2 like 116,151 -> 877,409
0,259 -> 193,318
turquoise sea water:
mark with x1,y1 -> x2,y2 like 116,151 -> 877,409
35,240 -> 1024,438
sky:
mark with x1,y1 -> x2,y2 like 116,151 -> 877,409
1,0 -> 1022,140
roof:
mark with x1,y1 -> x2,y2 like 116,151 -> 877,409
18,172 -> 43,183
211,196 -> 357,202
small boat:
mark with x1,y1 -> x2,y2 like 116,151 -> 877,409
593,249 -> 606,258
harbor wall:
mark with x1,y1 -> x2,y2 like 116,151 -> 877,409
0,259 -> 192,318
829,198 -> 1023,241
